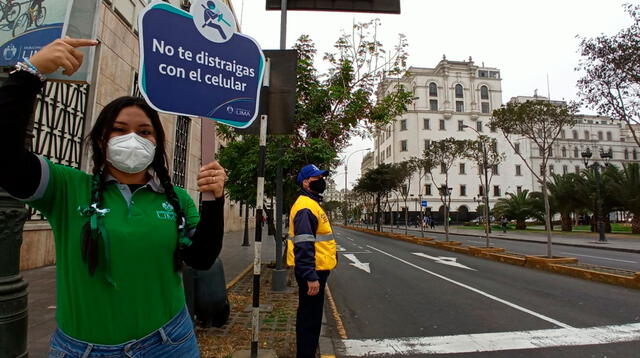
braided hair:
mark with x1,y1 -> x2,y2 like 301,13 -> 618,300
82,96 -> 188,277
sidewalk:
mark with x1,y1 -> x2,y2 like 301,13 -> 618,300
21,229 -> 298,358
370,224 -> 640,253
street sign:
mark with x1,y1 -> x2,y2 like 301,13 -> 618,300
421,200 -> 428,207
266,0 -> 401,14
138,0 -> 265,128
0,0 -> 74,67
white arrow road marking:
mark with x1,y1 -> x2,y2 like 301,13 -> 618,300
412,252 -> 477,271
343,254 -> 371,274
367,245 -> 572,329
336,245 -> 346,252
339,322 -> 640,356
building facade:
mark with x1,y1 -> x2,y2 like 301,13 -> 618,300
371,57 -> 640,224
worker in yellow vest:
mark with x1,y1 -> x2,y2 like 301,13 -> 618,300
287,164 -> 337,357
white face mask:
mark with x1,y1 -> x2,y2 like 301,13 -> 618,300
106,132 -> 156,174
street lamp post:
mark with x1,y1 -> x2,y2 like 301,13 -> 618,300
439,185 -> 452,242
464,125 -> 492,247
343,148 -> 370,225
581,147 -> 612,243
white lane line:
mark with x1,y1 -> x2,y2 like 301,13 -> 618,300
343,254 -> 371,274
559,252 -> 638,264
367,245 -> 572,329
340,323 -> 640,356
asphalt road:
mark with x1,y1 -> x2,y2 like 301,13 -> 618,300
328,227 -> 640,357
379,226 -> 640,272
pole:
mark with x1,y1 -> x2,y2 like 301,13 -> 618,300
483,143 -> 491,247
251,59 -> 270,358
344,166 -> 348,225
242,201 -> 250,246
594,164 -> 607,242
271,0 -> 288,292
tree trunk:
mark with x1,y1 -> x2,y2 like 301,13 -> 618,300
560,213 -> 572,232
632,214 -> 640,234
376,195 -> 381,232
542,175 -> 553,258
516,220 -> 526,230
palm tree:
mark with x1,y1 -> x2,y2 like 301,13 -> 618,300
609,163 -> 640,234
547,173 -> 582,231
492,190 -> 539,229
577,166 -> 624,233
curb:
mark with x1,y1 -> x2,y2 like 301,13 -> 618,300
226,263 -> 254,290
343,226 -> 640,290
356,225 -> 640,254
318,284 -> 342,358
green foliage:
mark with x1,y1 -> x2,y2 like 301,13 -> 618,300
547,173 -> 582,231
353,163 -> 407,230
492,190 -> 542,230
576,3 -> 640,147
218,20 -> 412,208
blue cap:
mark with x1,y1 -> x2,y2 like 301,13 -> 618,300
297,164 -> 329,186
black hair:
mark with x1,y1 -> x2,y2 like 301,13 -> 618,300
81,96 -> 187,276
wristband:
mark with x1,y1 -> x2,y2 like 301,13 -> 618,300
10,60 -> 46,82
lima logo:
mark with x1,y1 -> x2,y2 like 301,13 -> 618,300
157,201 -> 176,220
3,45 -> 17,61
226,105 -> 234,114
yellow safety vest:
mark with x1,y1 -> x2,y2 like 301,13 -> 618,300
287,195 -> 337,271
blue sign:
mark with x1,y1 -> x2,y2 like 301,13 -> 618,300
0,0 -> 74,67
138,1 -> 265,128
421,200 -> 428,207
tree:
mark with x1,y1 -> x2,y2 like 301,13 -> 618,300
576,4 -> 640,148
408,156 -> 430,237
547,173 -> 582,232
218,20 -> 413,219
492,99 -> 578,257
353,163 -> 404,231
463,134 -> 505,246
394,161 -> 415,234
422,138 -> 474,241
323,200 -> 341,221
609,163 -> 640,233
576,165 -> 624,233
492,190 -> 539,230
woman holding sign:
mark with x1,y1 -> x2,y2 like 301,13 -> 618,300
0,38 -> 227,357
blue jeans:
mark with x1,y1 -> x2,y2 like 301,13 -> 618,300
48,307 -> 200,358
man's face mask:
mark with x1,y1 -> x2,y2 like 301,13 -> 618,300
309,177 -> 327,194
106,132 -> 156,174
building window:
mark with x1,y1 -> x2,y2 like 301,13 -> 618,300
574,147 -> 579,158
572,130 -> 578,140
429,82 -> 438,97
479,185 -> 484,196
563,165 -> 568,174
429,99 -> 438,111
424,139 -> 431,150
481,102 -> 490,114
560,130 -> 565,139
460,185 -> 467,196
598,131 -> 603,140
549,147 -> 553,157
172,116 -> 191,188
439,119 -> 446,130
459,163 -> 466,174
456,101 -> 464,112
624,149 -> 629,159
516,186 -> 522,194
584,130 -> 590,140
634,149 -> 638,160
425,184 -> 432,195
606,132 -> 612,141
480,85 -> 489,100
423,118 -> 430,130
492,164 -> 499,175
549,165 -> 555,174
400,119 -> 407,131
538,146 -> 544,157
514,142 -> 520,154
455,84 -> 463,98
440,163 -> 446,174
493,185 -> 501,197
476,121 -> 483,132
386,145 -> 391,158
400,140 -> 408,152
561,147 -> 567,157
575,165 -> 581,174
458,120 -> 465,131
515,165 -> 521,176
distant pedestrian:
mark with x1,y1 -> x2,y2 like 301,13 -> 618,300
501,216 -> 508,233
0,38 -> 228,357
430,215 -> 435,229
287,164 -> 337,358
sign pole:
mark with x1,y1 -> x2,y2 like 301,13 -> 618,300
251,59 -> 270,358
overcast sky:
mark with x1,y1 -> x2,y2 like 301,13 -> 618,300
229,0 -> 633,190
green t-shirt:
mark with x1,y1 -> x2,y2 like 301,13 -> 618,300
27,158 -> 199,344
